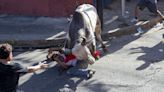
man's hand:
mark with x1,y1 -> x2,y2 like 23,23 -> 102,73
27,62 -> 48,73
39,61 -> 48,69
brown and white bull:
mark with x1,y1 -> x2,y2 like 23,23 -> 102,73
67,4 -> 108,61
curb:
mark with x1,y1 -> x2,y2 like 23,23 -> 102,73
0,17 -> 163,50
0,38 -> 66,50
102,16 -> 163,40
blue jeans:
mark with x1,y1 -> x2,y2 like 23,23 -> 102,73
67,60 -> 89,78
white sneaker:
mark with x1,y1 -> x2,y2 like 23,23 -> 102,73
131,17 -> 138,23
134,27 -> 144,36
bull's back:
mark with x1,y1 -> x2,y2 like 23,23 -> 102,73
76,4 -> 98,33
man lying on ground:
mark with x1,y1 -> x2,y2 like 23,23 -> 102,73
47,46 -> 100,79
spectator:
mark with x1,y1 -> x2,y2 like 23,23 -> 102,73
0,43 -> 48,92
132,0 -> 164,22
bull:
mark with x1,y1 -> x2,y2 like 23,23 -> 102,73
47,4 -> 108,68
67,4 -> 108,60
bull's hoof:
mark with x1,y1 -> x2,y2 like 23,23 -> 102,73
103,47 -> 109,53
101,45 -> 109,53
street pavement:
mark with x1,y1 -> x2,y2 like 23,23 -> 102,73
13,26 -> 164,92
0,1 -> 164,92
0,15 -> 68,40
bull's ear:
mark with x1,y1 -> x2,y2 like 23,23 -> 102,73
81,37 -> 86,46
85,28 -> 90,38
67,14 -> 73,23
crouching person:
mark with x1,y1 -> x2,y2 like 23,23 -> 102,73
0,43 -> 48,92
47,46 -> 96,79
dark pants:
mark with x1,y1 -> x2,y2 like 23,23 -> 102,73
137,0 -> 158,14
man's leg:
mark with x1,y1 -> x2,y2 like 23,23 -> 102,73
67,60 -> 95,79
67,67 -> 89,77
67,60 -> 88,77
156,10 -> 164,19
147,1 -> 164,19
134,5 -> 140,20
135,0 -> 147,19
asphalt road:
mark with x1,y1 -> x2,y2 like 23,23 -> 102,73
14,27 -> 164,92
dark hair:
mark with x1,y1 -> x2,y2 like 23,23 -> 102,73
0,43 -> 12,59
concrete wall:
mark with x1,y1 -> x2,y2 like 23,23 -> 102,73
0,0 -> 92,17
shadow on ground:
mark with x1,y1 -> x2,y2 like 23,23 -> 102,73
98,34 -> 141,58
19,65 -> 82,92
18,64 -> 110,92
130,42 -> 164,70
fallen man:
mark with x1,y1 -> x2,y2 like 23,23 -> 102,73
47,47 -> 100,79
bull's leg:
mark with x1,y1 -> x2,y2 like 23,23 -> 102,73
61,37 -> 73,55
95,18 -> 108,53
88,42 -> 96,54
64,35 -> 71,49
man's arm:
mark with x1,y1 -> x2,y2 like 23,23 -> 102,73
55,59 -> 68,69
27,63 -> 48,73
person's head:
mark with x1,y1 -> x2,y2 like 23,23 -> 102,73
0,43 -> 13,61
47,50 -> 64,62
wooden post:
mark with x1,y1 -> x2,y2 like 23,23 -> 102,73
122,0 -> 126,17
